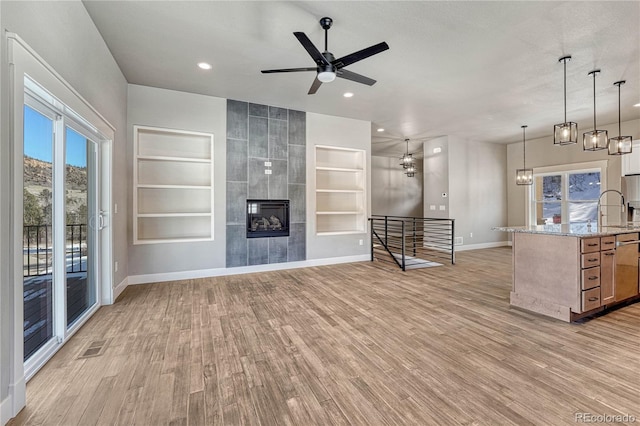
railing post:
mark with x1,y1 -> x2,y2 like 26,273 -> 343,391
412,218 -> 417,256
401,221 -> 406,271
451,219 -> 456,265
370,219 -> 374,262
384,216 -> 388,247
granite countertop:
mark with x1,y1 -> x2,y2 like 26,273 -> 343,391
493,224 -> 640,237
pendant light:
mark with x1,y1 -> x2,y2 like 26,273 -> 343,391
583,69 -> 608,151
553,55 -> 578,146
399,138 -> 414,169
608,80 -> 632,155
405,163 -> 416,178
516,125 -> 533,185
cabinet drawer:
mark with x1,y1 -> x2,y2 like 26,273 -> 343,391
581,253 -> 600,269
600,236 -> 616,250
581,266 -> 601,290
581,237 -> 601,253
582,287 -> 601,312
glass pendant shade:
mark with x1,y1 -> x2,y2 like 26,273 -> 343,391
405,164 -> 416,177
583,69 -> 608,151
608,135 -> 633,155
399,139 -> 414,169
583,129 -> 609,151
516,125 -> 533,186
554,121 -> 578,146
516,168 -> 533,185
554,55 -> 578,146
608,80 -> 633,155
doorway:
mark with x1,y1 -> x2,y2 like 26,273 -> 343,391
22,87 -> 102,377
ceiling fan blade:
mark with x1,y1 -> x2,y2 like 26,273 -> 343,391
261,67 -> 318,74
308,77 -> 322,95
336,69 -> 376,86
294,32 -> 330,66
332,42 -> 389,68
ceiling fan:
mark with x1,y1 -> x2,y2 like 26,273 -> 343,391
261,17 -> 389,95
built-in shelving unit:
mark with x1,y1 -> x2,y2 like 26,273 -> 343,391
314,145 -> 366,235
133,125 -> 214,244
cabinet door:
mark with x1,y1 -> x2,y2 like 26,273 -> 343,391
600,249 -> 615,304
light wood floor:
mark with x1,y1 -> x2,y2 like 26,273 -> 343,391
9,247 -> 640,425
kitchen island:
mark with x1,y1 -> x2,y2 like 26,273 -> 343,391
494,225 -> 640,322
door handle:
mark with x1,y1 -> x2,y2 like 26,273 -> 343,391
98,211 -> 105,230
588,297 -> 598,302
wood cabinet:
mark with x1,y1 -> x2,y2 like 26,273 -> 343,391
600,249 -> 616,304
133,125 -> 214,244
314,145 -> 366,235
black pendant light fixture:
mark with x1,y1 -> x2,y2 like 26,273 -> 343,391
553,55 -> 578,146
583,69 -> 608,151
608,80 -> 633,155
399,138 -> 414,169
516,125 -> 533,185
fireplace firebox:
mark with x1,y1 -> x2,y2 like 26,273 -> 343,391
246,199 -> 290,238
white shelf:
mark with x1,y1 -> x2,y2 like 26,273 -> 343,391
136,155 -> 211,163
315,166 -> 362,172
134,125 -> 214,244
137,184 -> 211,189
314,145 -> 366,236
137,213 -> 212,218
316,211 -> 361,215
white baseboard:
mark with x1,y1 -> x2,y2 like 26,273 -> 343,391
127,254 -> 370,285
1,376 -> 25,426
1,394 -> 11,426
113,276 -> 129,302
455,241 -> 510,252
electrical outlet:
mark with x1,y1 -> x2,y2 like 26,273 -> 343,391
454,237 -> 463,246
115,261 -> 118,272
430,205 -> 436,210
114,203 -> 118,214
470,232 -> 473,238
264,161 -> 271,167
265,169 -> 272,175
439,205 -> 445,211
359,239 -> 363,246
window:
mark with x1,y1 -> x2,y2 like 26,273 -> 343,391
531,167 -> 602,227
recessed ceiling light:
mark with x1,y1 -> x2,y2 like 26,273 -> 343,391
377,128 -> 384,132
343,92 -> 354,98
197,62 -> 212,70
634,102 -> 640,107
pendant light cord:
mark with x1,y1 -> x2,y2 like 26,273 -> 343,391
592,72 -> 597,130
617,82 -> 621,136
522,125 -> 527,168
563,59 -> 567,123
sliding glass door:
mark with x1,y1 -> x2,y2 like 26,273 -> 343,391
23,97 -> 100,367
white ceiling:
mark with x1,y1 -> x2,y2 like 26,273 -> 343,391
83,1 -> 640,157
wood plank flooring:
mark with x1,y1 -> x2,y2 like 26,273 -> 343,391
9,247 -> 640,425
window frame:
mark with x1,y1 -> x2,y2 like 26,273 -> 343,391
526,161 -> 607,227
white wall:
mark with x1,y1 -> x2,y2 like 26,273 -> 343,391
0,1 -> 127,422
506,118 -> 640,227
448,136 -> 508,246
423,136 -> 508,248
306,113 -> 371,260
371,156 -> 423,217
127,84 -> 227,276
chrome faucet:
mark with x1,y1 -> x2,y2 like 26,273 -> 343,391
597,190 -> 625,228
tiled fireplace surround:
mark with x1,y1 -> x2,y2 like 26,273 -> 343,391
225,100 -> 306,267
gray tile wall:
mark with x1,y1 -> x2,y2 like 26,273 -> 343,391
226,100 -> 306,267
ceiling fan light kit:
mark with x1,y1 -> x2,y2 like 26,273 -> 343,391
261,16 -> 389,94
608,80 -> 633,155
553,55 -> 578,146
582,69 -> 608,151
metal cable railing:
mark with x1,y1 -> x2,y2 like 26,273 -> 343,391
23,224 -> 87,276
369,215 -> 455,271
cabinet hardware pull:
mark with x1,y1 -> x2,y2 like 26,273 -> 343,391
587,243 -> 598,246
588,258 -> 598,261
604,253 -> 614,256
588,276 -> 598,280
604,242 -> 614,244
588,297 -> 598,302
